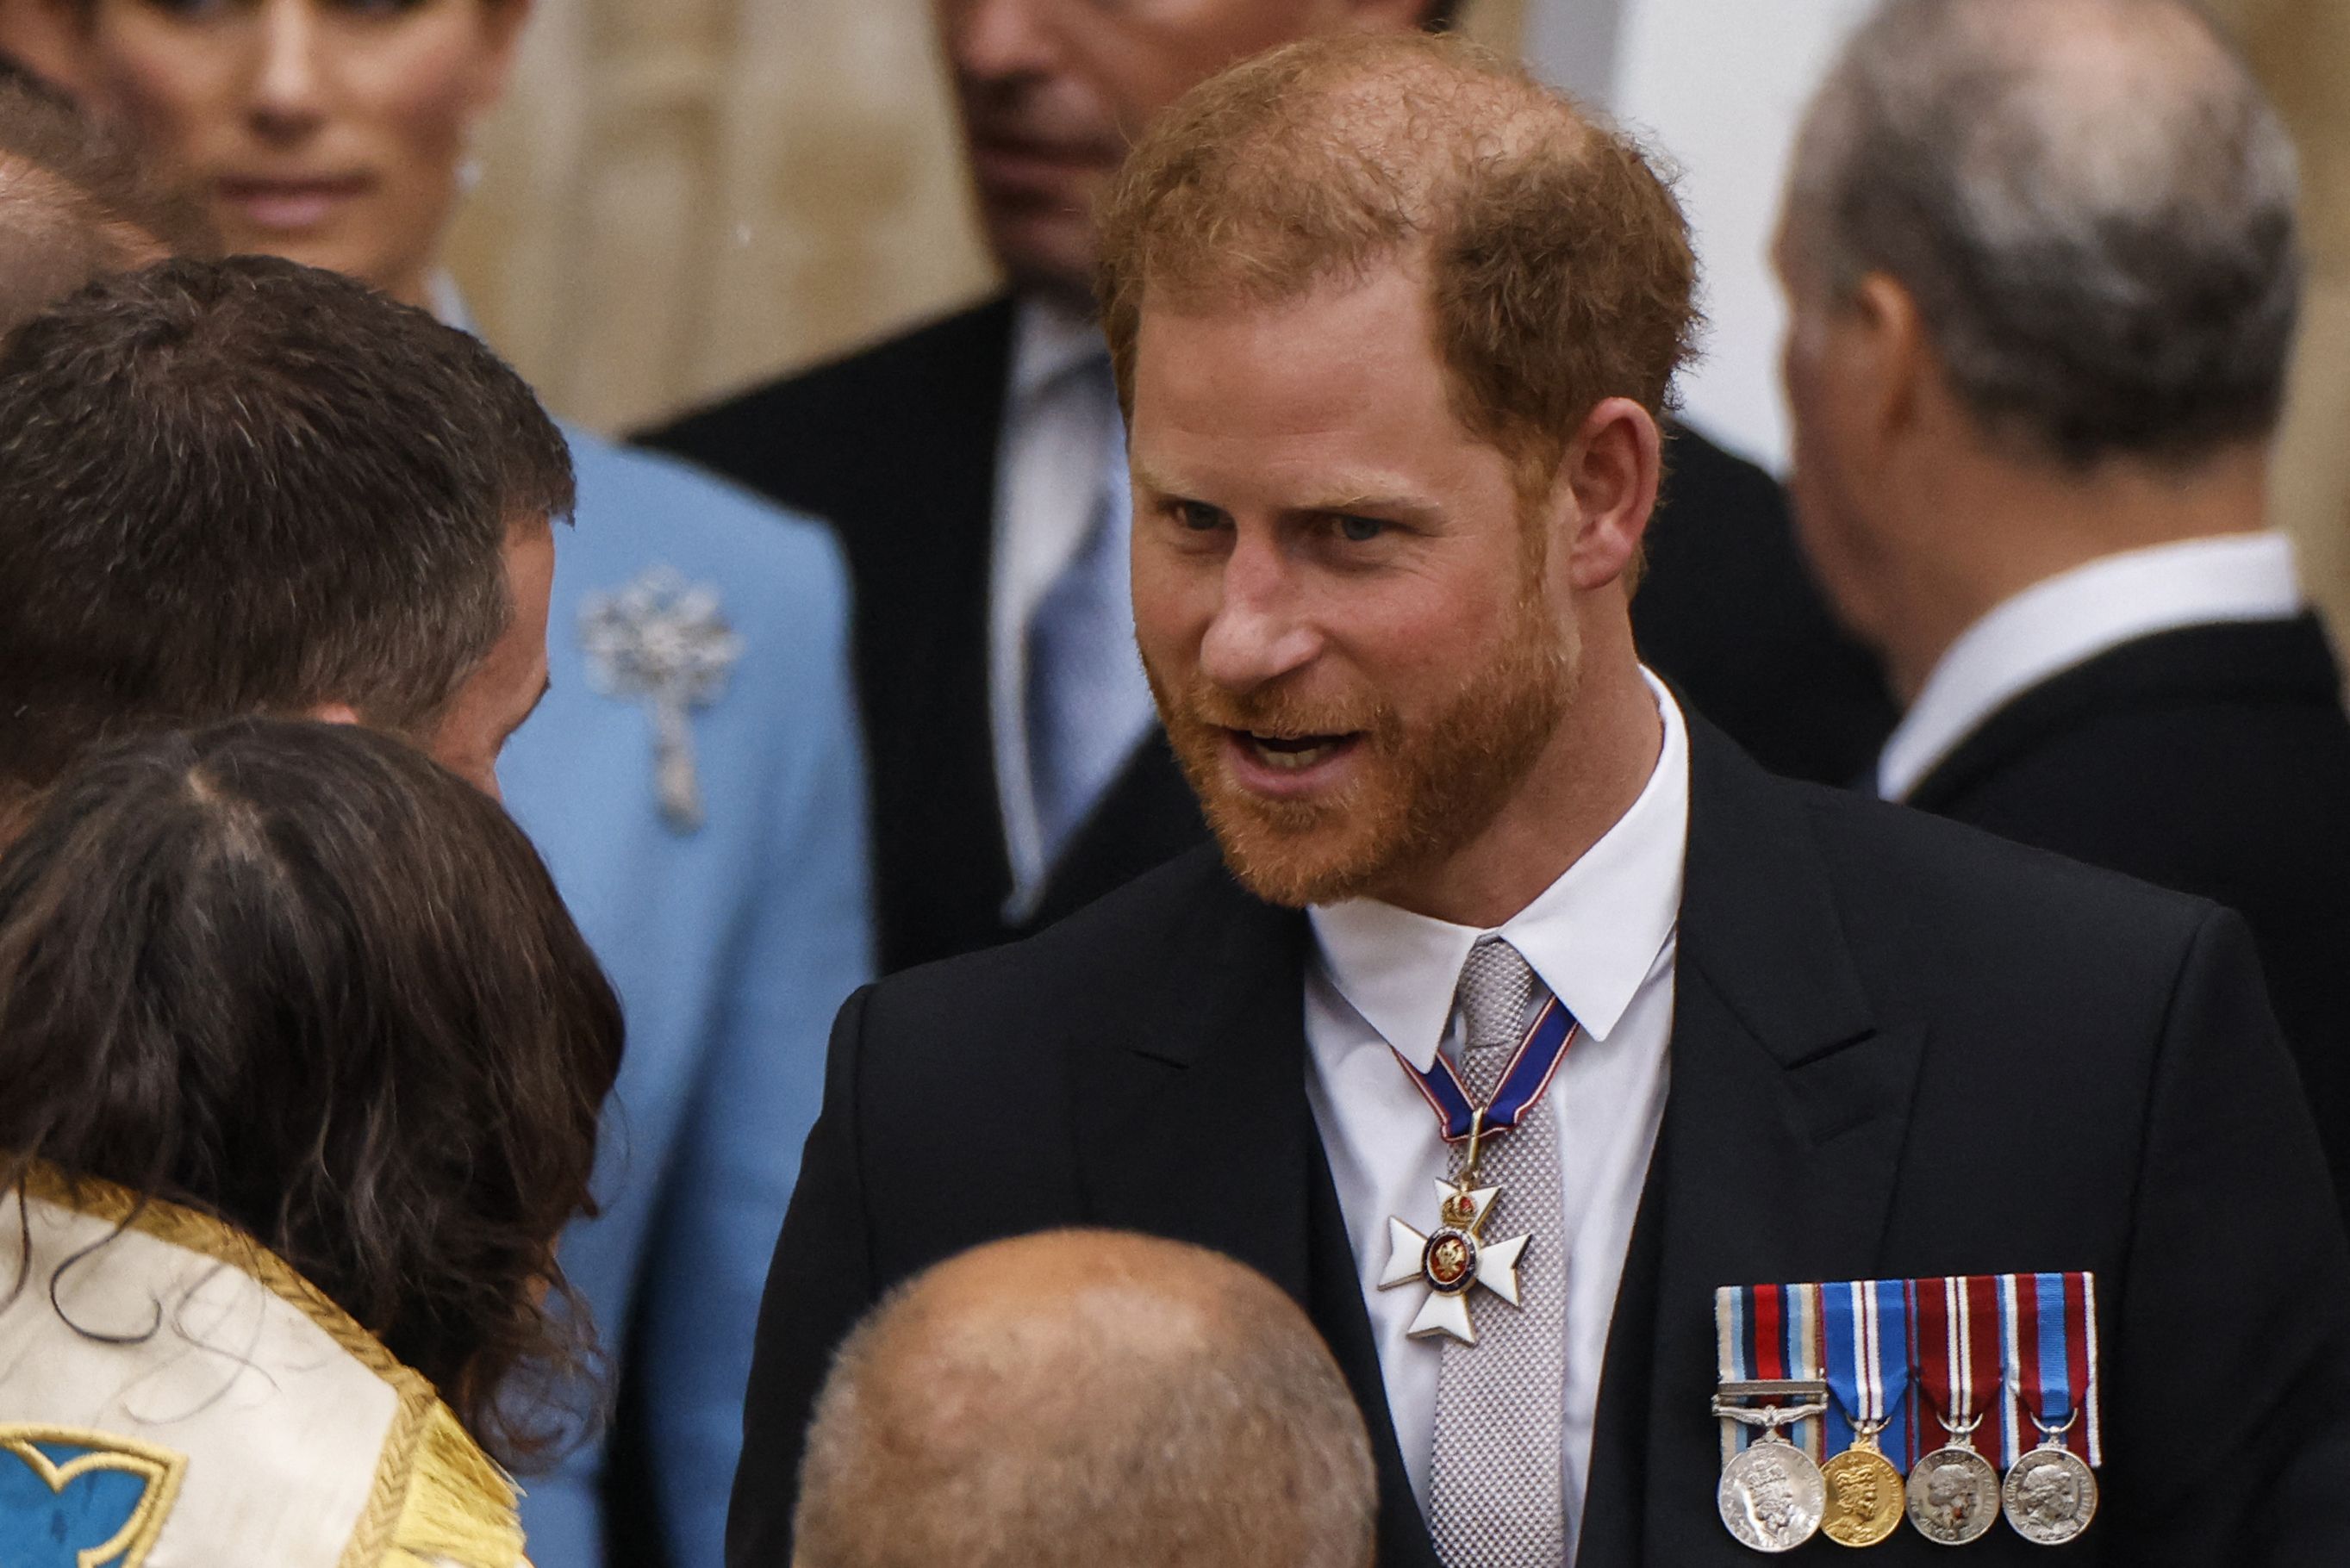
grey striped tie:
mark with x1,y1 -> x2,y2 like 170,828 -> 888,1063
1429,937 -> 1568,1567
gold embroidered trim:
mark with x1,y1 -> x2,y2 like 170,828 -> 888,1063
10,1165 -> 521,1568
0,1423 -> 185,1568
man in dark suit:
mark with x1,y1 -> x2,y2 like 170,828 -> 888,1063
645,0 -> 1891,974
1773,0 -> 2350,1215
732,34 -> 2350,1568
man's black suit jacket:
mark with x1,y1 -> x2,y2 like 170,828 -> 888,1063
1905,613 -> 2350,1221
730,719 -> 2350,1567
643,298 -> 1894,972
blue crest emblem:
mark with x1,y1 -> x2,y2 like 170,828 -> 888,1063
0,1427 -> 184,1568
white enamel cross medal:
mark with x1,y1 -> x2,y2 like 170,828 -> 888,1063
1377,1172 -> 1530,1345
1377,1002 -> 1577,1347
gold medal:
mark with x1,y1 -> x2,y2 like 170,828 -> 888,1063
1819,1425 -> 1904,1546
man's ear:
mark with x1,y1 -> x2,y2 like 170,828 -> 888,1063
1559,397 -> 1664,593
1841,271 -> 1932,456
303,701 -> 364,727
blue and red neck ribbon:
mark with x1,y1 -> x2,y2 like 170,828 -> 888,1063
1394,994 -> 1579,1143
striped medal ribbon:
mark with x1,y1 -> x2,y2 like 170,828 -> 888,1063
1714,1274 -> 2103,1551
1998,1272 -> 2102,1546
1711,1283 -> 1830,1552
1905,1274 -> 2004,1544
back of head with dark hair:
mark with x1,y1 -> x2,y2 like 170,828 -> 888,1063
0,254 -> 574,832
0,71 -> 213,335
0,718 -> 624,1467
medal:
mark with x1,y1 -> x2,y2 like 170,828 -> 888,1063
1375,1171 -> 1527,1343
1379,998 -> 1575,1347
2002,1418 -> 2098,1545
1907,1276 -> 2003,1546
1713,1391 -> 1830,1553
1713,1284 -> 1834,1552
1820,1434 -> 1903,1547
1907,1429 -> 2001,1546
1817,1279 -> 1911,1547
1998,1272 -> 2101,1546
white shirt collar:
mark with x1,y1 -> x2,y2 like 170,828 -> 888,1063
1878,532 -> 2303,801
1307,671 -> 1689,1071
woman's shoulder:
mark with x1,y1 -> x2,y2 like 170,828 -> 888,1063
0,1170 -> 527,1568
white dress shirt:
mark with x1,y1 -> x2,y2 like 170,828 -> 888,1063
1304,672 -> 1688,1563
989,296 -> 1158,918
1877,532 -> 2305,800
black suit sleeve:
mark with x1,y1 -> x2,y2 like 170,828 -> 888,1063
726,986 -> 879,1568
2106,909 -> 2350,1566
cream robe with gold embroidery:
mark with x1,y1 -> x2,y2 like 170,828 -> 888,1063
0,1169 -> 527,1568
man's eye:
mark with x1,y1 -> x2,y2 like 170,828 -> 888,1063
1335,514 -> 1387,544
1174,501 -> 1224,532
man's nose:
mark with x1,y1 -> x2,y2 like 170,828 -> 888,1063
250,0 -> 328,140
1196,533 -> 1322,694
944,0 -> 1061,84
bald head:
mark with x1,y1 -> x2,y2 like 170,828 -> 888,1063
0,74 -> 207,338
792,1230 -> 1375,1568
1782,0 -> 2298,466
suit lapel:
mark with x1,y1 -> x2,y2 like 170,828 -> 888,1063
1586,719 -> 1925,1567
1072,865 -> 1437,1565
1071,873 -> 1315,1289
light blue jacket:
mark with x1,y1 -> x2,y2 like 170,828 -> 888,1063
500,426 -> 872,1568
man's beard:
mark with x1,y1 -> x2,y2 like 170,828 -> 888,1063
1148,600 -> 1578,910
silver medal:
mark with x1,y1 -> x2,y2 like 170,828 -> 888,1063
2002,1444 -> 2098,1546
1907,1445 -> 2002,1546
1717,1429 -> 1828,1553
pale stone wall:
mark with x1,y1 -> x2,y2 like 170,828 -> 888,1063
443,0 -> 1525,434
2210,0 -> 2350,644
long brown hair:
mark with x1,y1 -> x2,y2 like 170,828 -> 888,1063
0,718 -> 624,1468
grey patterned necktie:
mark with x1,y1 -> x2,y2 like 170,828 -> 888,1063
1429,937 -> 1569,1568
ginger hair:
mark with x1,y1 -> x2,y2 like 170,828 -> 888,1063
1096,31 -> 1700,501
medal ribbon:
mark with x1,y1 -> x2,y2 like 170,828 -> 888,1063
1998,1271 -> 2102,1467
1719,1274 -> 2099,1472
1393,994 -> 1578,1144
1913,1274 -> 2002,1453
1713,1281 -> 1829,1462
1821,1279 -> 1917,1468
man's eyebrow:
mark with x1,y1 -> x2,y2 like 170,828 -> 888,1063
1282,491 -> 1447,528
1130,465 -> 1440,522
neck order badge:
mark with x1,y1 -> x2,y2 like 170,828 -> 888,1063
1375,996 -> 1577,1345
1713,1274 -> 2101,1552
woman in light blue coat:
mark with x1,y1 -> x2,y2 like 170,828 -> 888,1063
61,4 -> 876,1562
